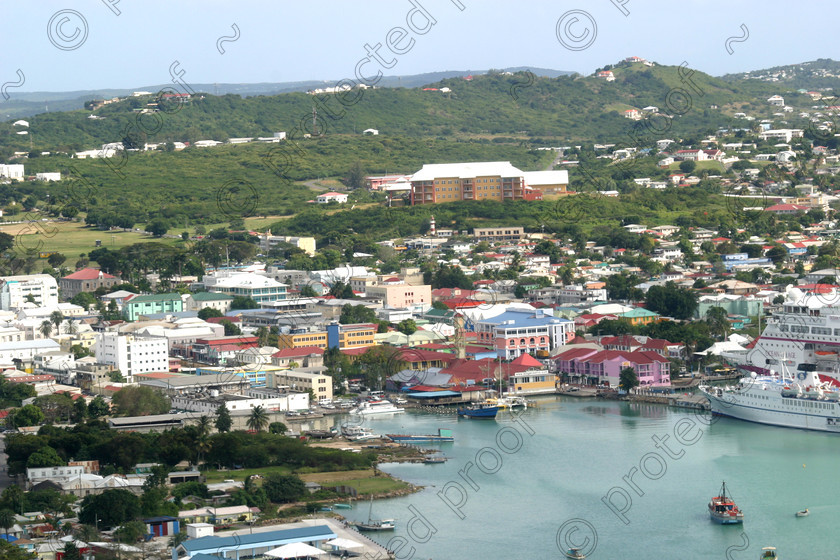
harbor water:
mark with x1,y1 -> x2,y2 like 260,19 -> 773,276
336,397 -> 840,559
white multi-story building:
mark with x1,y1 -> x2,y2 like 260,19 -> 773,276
27,465 -> 85,488
0,275 -> 59,310
0,164 -> 24,180
95,333 -> 169,381
204,272 -> 288,304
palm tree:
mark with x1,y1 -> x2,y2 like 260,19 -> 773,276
0,508 -> 15,540
39,320 -> 53,338
64,320 -> 78,336
50,310 -> 64,333
246,405 -> 269,432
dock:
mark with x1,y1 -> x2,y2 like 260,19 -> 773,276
557,385 -> 598,397
629,391 -> 710,411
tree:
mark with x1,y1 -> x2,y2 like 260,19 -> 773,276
299,285 -> 318,297
72,398 -> 88,423
246,405 -> 269,432
145,218 -> 170,237
69,344 -> 91,360
26,446 -> 64,468
87,396 -> 109,418
111,386 -> 170,416
108,370 -> 126,383
39,320 -> 53,338
115,520 -> 149,543
47,253 -> 67,268
70,291 -> 97,309
645,282 -> 698,320
0,539 -> 39,560
219,319 -> 241,336
263,473 -> 306,503
50,310 -> 65,333
61,542 -> 81,560
215,404 -> 232,432
79,489 -> 141,529
63,319 -> 78,336
705,306 -> 730,339
268,421 -> 287,434
345,161 -> 366,190
9,404 -> 45,427
1,485 -> 25,515
33,393 -> 75,424
0,508 -> 15,539
396,319 -> 417,336
679,160 -> 696,174
198,306 -> 224,320
766,245 -> 788,264
619,367 -> 640,392
230,296 -> 259,310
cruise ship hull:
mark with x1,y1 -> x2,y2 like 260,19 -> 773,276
704,392 -> 840,433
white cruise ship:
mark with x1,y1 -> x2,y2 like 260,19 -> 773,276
733,286 -> 840,382
349,400 -> 405,416
700,368 -> 840,432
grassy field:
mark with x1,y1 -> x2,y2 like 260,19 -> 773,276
203,467 -> 410,496
0,215 -> 283,269
299,469 -> 410,496
203,465 -> 293,483
667,160 -> 725,172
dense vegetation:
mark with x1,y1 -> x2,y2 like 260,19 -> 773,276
3,421 -> 375,476
13,136 -> 551,225
0,63 -> 786,154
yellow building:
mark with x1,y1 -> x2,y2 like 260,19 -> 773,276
336,323 -> 377,349
410,162 -> 526,205
522,170 -> 570,199
507,368 -> 558,395
270,369 -> 333,402
277,331 -> 328,350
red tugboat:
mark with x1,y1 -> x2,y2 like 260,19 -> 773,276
708,481 -> 744,524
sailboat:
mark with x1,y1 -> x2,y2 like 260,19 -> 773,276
353,497 -> 395,531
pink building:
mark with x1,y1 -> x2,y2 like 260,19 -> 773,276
554,347 -> 671,388
475,308 -> 575,360
367,174 -> 412,190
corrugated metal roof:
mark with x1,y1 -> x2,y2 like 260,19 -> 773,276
180,525 -> 336,553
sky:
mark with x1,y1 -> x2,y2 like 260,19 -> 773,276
1,0 -> 839,93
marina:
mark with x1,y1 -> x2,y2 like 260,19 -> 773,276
336,395 -> 840,559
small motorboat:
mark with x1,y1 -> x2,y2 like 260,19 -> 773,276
564,547 -> 586,559
760,547 -> 777,559
795,509 -> 809,517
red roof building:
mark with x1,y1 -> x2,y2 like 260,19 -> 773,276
59,268 -> 121,299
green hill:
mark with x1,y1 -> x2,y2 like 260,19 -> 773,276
0,62 -> 819,157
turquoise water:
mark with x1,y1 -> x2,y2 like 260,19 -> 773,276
336,397 -> 840,559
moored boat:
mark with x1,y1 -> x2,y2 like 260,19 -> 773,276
349,400 -> 405,416
457,401 -> 498,418
341,424 -> 379,441
700,368 -> 840,433
795,509 -> 809,517
709,481 -> 744,524
353,498 -> 395,531
564,547 -> 586,559
760,547 -> 777,559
